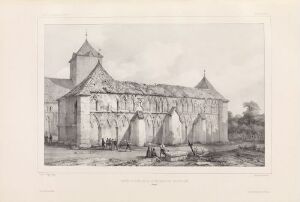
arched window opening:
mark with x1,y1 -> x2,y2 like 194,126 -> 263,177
116,100 -> 119,112
132,97 -> 135,111
95,100 -> 98,111
124,97 -> 127,111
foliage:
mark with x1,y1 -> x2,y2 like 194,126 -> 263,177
228,101 -> 264,142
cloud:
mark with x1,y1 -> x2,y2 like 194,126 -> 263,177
105,42 -> 184,84
45,24 -> 265,115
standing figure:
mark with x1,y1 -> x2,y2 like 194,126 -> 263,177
151,148 -> 157,157
102,138 -> 105,148
146,146 -> 151,158
105,138 -> 109,149
160,144 -> 167,157
109,138 -> 113,150
49,134 -> 53,145
125,140 -> 131,151
113,140 -> 118,150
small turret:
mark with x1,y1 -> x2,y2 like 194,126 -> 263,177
195,70 -> 217,91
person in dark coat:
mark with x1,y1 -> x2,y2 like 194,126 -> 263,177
101,138 -> 105,148
110,139 -> 114,150
151,148 -> 157,157
125,140 -> 131,151
105,138 -> 109,149
113,140 -> 118,150
160,144 -> 167,157
49,134 -> 53,145
146,146 -> 151,158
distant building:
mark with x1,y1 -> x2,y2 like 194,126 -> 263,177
46,38 -> 229,147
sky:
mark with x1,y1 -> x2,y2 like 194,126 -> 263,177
44,24 -> 265,115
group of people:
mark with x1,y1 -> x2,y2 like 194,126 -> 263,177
101,138 -> 132,151
44,134 -> 53,145
101,138 -> 118,150
146,144 -> 167,158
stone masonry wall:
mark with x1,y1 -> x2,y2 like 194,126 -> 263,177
59,93 -> 228,147
44,102 -> 58,141
87,93 -> 224,146
58,96 -> 77,145
71,56 -> 100,86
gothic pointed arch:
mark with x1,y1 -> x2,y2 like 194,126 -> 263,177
166,99 -> 170,112
117,95 -> 122,110
150,97 -> 156,112
144,114 -> 153,126
90,114 -> 100,128
107,116 -> 118,127
116,97 -> 120,112
118,114 -> 129,127
156,98 -> 160,112
155,115 -> 162,127
124,95 -> 130,111
142,96 -> 150,112
162,98 -> 168,112
176,99 -> 182,113
187,99 -> 193,113
182,99 -> 188,113
124,95 -> 133,111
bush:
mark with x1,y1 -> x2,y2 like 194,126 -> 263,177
228,101 -> 264,142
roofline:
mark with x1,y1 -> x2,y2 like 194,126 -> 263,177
57,94 -> 90,101
44,76 -> 70,80
68,53 -> 103,63
44,101 -> 58,104
60,60 -> 228,101
62,90 -> 228,102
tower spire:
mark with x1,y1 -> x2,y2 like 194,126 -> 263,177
204,69 -> 206,78
85,30 -> 88,40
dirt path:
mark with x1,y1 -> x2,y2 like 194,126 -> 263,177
44,143 -> 264,167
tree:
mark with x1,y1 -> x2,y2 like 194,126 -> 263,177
243,101 -> 260,115
240,101 -> 260,125
228,111 -> 242,140
228,101 -> 265,142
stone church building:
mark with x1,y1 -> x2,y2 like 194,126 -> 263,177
44,39 -> 103,142
45,38 -> 229,147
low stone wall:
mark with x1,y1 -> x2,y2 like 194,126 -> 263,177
164,151 -> 188,162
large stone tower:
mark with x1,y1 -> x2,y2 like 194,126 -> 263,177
69,38 -> 103,85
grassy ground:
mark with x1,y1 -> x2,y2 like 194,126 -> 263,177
44,142 -> 264,167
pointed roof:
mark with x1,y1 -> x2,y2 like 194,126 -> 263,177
61,61 -> 113,98
77,39 -> 102,57
195,75 -> 227,101
195,76 -> 216,90
60,62 -> 228,102
69,39 -> 103,62
44,77 -> 74,102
